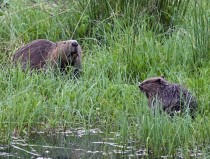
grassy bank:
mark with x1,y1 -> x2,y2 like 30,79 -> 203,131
0,0 -> 210,157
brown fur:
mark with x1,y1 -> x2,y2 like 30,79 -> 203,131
139,76 -> 197,117
12,39 -> 82,76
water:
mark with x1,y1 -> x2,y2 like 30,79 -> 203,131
0,128 -> 147,159
0,128 -> 205,158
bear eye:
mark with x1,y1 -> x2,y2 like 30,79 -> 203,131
63,42 -> 66,45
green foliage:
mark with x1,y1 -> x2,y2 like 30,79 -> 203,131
192,0 -> 210,66
78,0 -> 190,35
0,0 -> 210,158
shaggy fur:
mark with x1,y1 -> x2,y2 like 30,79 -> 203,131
12,39 -> 82,76
139,76 -> 197,117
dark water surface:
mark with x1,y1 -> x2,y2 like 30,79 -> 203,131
0,128 -> 205,159
0,128 -> 148,159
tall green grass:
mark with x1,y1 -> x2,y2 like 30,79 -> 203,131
192,0 -> 210,66
0,0 -> 210,158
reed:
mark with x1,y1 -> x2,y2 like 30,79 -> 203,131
0,0 -> 210,158
192,0 -> 210,66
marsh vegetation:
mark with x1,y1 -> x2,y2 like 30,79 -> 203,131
0,0 -> 210,158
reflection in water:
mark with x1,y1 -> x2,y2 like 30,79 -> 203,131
0,128 -> 204,158
0,128 -> 145,159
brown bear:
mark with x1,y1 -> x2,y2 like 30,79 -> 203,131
138,76 -> 197,118
12,39 -> 82,77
